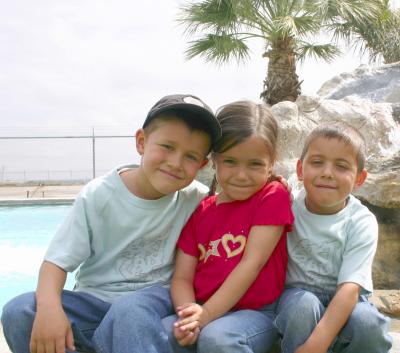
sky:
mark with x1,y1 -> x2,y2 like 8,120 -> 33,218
0,0 -> 398,178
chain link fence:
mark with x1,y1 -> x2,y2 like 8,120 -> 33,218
0,127 -> 137,183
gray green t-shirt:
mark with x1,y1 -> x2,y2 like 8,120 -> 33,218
44,165 -> 208,302
286,189 -> 378,295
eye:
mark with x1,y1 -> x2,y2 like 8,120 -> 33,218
250,160 -> 264,167
186,154 -> 199,162
336,163 -> 349,170
223,158 -> 236,165
310,159 -> 322,166
160,144 -> 173,150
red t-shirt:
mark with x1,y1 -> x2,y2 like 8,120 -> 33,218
177,181 -> 294,310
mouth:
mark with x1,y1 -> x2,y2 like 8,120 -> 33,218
158,169 -> 183,180
315,184 -> 337,190
230,184 -> 253,189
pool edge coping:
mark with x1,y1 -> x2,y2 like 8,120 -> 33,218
0,198 -> 74,206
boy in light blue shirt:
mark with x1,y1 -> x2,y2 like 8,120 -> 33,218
1,94 -> 221,353
274,122 -> 392,353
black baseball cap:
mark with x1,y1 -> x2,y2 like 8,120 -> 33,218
143,94 -> 221,144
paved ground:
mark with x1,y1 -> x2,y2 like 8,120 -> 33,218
0,184 -> 85,204
1,184 -> 399,352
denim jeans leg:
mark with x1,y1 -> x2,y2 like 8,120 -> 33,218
274,288 -> 325,353
1,290 -> 110,353
332,296 -> 393,353
93,285 -> 175,353
197,306 -> 278,353
60,290 -> 111,351
1,292 -> 36,353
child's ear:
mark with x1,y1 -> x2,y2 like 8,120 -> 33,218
354,169 -> 368,188
296,159 -> 304,181
135,129 -> 146,155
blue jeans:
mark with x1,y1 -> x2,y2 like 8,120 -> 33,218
1,286 -> 175,353
162,302 -> 279,353
274,287 -> 393,353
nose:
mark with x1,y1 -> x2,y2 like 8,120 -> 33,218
236,166 -> 248,180
321,163 -> 334,178
167,152 -> 183,170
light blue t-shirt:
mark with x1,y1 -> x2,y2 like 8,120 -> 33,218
44,165 -> 208,302
286,189 -> 378,295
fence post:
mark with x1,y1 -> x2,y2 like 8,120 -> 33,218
92,127 -> 96,179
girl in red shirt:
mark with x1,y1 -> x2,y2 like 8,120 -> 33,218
163,100 -> 294,353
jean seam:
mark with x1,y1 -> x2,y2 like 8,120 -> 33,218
244,325 -> 276,342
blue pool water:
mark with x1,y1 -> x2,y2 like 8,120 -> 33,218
0,205 -> 75,314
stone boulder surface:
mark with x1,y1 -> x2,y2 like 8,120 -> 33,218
317,62 -> 400,104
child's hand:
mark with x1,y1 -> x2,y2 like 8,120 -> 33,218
174,302 -> 211,331
30,305 -> 75,353
272,175 -> 292,193
272,175 -> 294,203
174,325 -> 200,346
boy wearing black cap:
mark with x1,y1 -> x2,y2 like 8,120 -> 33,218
1,94 -> 221,353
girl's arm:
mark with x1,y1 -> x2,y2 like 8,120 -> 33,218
170,249 -> 202,346
170,249 -> 198,308
294,282 -> 360,353
176,225 -> 283,329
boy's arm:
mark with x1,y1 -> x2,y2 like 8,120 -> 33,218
30,261 -> 75,353
295,282 -> 360,353
177,225 -> 283,329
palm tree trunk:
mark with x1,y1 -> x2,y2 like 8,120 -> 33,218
260,38 -> 302,106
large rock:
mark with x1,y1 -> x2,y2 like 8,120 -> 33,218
273,63 -> 400,289
317,62 -> 400,104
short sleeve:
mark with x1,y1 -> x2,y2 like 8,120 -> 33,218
338,209 -> 378,293
176,207 -> 200,258
253,182 -> 294,231
44,191 -> 92,272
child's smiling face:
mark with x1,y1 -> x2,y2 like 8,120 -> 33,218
297,136 -> 367,215
134,117 -> 210,199
214,135 -> 273,203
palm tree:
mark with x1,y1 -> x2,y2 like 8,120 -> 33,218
178,0 -> 384,105
337,1 -> 400,64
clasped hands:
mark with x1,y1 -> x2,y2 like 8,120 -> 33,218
173,303 -> 212,346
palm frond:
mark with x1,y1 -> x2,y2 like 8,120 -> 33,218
309,0 -> 383,23
178,0 -> 239,36
296,42 -> 341,63
185,34 -> 250,64
273,14 -> 321,37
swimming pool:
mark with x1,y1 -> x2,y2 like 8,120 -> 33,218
0,205 -> 75,314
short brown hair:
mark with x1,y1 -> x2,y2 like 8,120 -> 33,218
300,121 -> 366,172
